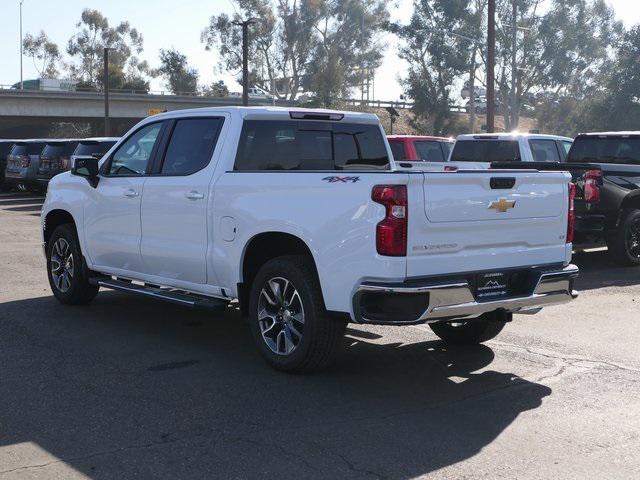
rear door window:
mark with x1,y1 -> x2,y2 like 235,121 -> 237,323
234,120 -> 389,171
160,118 -> 224,175
451,140 -> 520,162
414,141 -> 445,162
529,139 -> 561,162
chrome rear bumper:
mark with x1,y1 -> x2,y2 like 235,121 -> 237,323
354,264 -> 579,325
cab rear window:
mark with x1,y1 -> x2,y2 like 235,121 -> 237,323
234,120 -> 389,171
451,140 -> 520,162
568,137 -> 640,165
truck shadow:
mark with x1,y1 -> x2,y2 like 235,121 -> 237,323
0,292 -> 550,479
573,249 -> 640,290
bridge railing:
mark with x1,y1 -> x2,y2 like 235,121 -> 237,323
0,84 -> 473,113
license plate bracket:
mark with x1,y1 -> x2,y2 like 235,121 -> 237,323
475,272 -> 510,300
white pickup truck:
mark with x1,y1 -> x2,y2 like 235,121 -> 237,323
42,107 -> 578,372
449,133 -> 574,169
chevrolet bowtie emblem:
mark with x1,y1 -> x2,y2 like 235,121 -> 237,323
489,198 -> 516,213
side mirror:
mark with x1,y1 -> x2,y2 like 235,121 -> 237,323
71,156 -> 100,188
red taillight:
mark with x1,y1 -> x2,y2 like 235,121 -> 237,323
567,182 -> 576,244
444,165 -> 458,172
372,185 -> 408,256
583,169 -> 601,204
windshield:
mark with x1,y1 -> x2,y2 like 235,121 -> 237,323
568,137 -> 640,165
451,140 -> 521,162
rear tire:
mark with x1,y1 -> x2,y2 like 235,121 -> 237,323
248,255 -> 346,373
606,209 -> 640,266
46,224 -> 99,305
429,312 -> 509,345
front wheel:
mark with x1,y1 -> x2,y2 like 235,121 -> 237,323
429,312 -> 509,345
606,209 -> 640,266
248,255 -> 346,373
46,224 -> 99,305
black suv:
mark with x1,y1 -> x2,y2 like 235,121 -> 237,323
71,137 -> 119,163
0,140 -> 18,190
37,140 -> 81,186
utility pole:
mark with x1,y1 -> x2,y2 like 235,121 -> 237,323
486,0 -> 496,133
19,0 -> 24,90
510,0 -> 518,131
469,47 -> 477,133
104,47 -> 110,136
233,18 -> 257,107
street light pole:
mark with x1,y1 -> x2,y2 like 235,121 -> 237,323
487,0 -> 496,133
104,47 -> 110,136
19,0 -> 24,90
233,18 -> 257,107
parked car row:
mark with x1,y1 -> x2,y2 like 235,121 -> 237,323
0,137 -> 119,192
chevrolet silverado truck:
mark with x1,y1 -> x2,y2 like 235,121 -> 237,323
41,107 -> 579,372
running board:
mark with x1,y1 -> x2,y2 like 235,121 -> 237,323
91,277 -> 228,311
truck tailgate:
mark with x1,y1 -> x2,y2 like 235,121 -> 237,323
406,171 -> 572,277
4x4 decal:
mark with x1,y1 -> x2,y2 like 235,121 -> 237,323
322,176 -> 361,183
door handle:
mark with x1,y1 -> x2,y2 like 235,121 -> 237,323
124,189 -> 139,198
185,191 -> 205,200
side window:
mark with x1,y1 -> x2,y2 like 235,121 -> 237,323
414,141 -> 445,162
108,123 -> 162,176
161,118 -> 223,175
529,139 -> 561,162
389,141 -> 406,161
559,141 -> 572,161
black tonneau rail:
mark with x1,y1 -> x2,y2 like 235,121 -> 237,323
489,161 -> 601,172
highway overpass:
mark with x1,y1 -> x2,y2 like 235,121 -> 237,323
0,89 -> 286,137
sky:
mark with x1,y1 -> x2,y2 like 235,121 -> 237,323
0,0 -> 639,100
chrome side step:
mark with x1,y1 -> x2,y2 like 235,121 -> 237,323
91,277 -> 228,311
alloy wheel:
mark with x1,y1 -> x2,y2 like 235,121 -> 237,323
50,238 -> 74,293
257,277 -> 305,356
626,217 -> 640,260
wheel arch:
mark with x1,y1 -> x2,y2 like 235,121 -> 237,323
43,209 -> 77,246
238,231 -> 323,316
620,192 -> 640,213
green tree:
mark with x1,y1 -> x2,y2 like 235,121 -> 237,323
67,9 -> 148,88
390,0 -> 471,134
156,48 -> 199,94
201,0 -> 388,104
202,80 -> 230,97
23,31 -> 61,78
488,0 -> 622,130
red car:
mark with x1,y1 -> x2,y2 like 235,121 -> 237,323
387,135 -> 455,168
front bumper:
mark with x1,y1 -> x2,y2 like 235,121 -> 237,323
353,264 -> 579,325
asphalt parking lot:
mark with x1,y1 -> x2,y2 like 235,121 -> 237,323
0,191 -> 639,480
